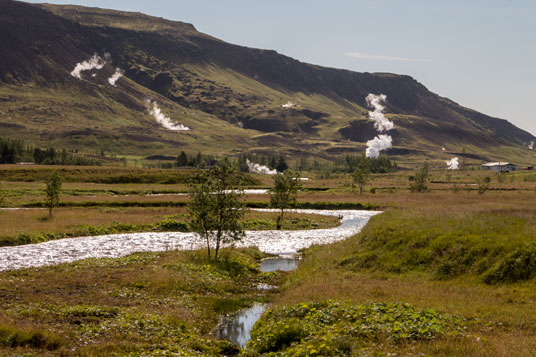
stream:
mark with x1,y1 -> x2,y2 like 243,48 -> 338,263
0,209 -> 380,271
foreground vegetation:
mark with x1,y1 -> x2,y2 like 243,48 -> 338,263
0,248 -> 280,355
247,301 -> 465,355
1,165 -> 536,355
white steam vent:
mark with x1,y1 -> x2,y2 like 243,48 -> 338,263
147,100 -> 190,131
71,53 -> 110,79
281,101 -> 296,108
529,142 -> 534,150
366,134 -> 393,159
108,68 -> 124,86
246,159 -> 277,175
366,94 -> 394,132
446,157 -> 459,170
365,94 -> 394,158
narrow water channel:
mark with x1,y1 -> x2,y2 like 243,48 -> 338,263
216,303 -> 268,348
217,255 -> 300,348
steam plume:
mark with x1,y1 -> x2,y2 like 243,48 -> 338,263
108,68 -> 124,86
246,159 -> 277,175
365,94 -> 394,158
446,157 -> 459,170
70,53 -> 109,79
147,100 -> 190,131
281,101 -> 296,108
366,135 -> 392,158
529,142 -> 534,150
366,94 -> 393,132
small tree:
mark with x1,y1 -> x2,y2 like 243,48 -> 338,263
410,162 -> 430,193
176,151 -> 188,167
352,155 -> 370,194
45,171 -> 62,217
188,158 -> 246,260
275,154 -> 289,173
269,170 -> 301,229
477,176 -> 490,194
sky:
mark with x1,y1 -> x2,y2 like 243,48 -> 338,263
26,0 -> 536,135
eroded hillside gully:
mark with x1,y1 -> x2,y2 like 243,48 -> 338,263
0,208 -> 379,348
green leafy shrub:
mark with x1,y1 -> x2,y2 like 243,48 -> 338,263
247,301 -> 464,355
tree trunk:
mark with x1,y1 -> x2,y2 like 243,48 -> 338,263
48,206 -> 52,218
206,235 -> 211,259
215,230 -> 222,260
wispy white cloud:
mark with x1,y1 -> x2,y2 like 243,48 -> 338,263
346,51 -> 430,62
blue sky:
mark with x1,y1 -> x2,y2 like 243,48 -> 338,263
26,0 -> 536,135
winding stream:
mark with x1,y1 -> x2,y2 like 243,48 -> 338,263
0,209 -> 379,272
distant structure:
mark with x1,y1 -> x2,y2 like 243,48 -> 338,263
481,162 -> 517,173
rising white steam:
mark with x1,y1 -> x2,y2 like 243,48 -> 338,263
246,159 -> 277,175
365,94 -> 394,158
281,101 -> 296,108
366,94 -> 394,132
446,157 -> 459,170
70,53 -> 109,79
108,68 -> 124,86
529,142 -> 534,150
366,134 -> 392,158
147,100 -> 190,131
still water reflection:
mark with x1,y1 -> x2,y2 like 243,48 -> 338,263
216,303 -> 268,348
260,256 -> 300,272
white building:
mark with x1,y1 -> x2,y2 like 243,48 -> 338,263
481,162 -> 517,173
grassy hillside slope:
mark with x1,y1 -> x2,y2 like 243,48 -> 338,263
0,0 -> 534,165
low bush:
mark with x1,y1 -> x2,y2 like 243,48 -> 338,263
247,301 -> 464,355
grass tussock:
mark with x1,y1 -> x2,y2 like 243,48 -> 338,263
0,323 -> 64,350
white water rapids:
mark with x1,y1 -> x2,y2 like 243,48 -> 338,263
0,209 -> 380,271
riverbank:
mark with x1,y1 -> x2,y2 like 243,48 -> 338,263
264,193 -> 536,355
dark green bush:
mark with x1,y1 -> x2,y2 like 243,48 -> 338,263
157,219 -> 189,231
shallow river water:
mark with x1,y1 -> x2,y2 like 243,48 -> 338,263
0,209 -> 379,271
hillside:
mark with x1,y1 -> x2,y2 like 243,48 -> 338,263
0,0 -> 534,165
